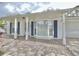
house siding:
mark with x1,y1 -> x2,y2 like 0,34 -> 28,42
19,20 -> 25,36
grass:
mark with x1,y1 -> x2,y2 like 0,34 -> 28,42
0,50 -> 4,56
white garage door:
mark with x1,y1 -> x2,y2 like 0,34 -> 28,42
66,20 -> 79,38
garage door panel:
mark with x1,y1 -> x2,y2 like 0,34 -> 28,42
66,20 -> 79,38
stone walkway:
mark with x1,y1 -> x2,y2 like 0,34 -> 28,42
0,38 -> 79,56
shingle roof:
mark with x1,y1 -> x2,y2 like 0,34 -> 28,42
26,9 -> 66,20
1,8 -> 74,20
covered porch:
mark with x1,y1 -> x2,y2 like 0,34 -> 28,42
5,17 -> 63,40
5,16 -> 29,40
3,10 -> 67,46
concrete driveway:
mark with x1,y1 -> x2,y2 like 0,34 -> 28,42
66,38 -> 79,56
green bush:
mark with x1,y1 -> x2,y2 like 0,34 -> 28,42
0,20 -> 5,27
0,51 -> 4,56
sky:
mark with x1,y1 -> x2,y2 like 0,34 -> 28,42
0,2 -> 79,17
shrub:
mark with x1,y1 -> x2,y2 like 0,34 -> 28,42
0,20 -> 5,28
0,50 -> 4,56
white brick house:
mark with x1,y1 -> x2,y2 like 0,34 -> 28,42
1,6 -> 79,45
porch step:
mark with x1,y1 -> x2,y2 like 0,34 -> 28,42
28,37 -> 63,45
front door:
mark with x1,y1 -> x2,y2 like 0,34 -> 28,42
10,22 -> 12,34
17,22 -> 20,34
31,22 -> 34,36
54,20 -> 58,38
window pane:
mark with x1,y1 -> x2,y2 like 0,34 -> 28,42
48,20 -> 54,36
36,20 -> 48,36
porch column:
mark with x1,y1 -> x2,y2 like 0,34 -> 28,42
62,14 -> 66,46
36,22 -> 38,37
14,18 -> 17,39
25,17 -> 28,40
48,21 -> 50,38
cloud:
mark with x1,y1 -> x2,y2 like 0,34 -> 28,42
4,2 -> 53,14
46,2 -> 79,9
4,2 -> 38,14
5,3 -> 15,13
1,2 -> 79,17
31,2 -> 53,13
15,3 -> 32,14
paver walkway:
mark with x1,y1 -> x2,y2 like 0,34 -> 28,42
0,37 -> 79,56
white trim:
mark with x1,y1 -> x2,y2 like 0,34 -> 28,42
66,20 -> 79,21
31,18 -> 60,21
35,36 -> 59,39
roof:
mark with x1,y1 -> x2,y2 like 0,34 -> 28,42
26,9 -> 66,20
1,7 -> 75,20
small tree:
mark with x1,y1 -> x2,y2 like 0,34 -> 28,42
0,20 -> 5,28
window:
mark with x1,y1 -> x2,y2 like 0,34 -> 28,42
36,20 -> 48,36
10,22 -> 14,34
17,22 -> 20,34
36,20 -> 54,37
48,21 -> 54,36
